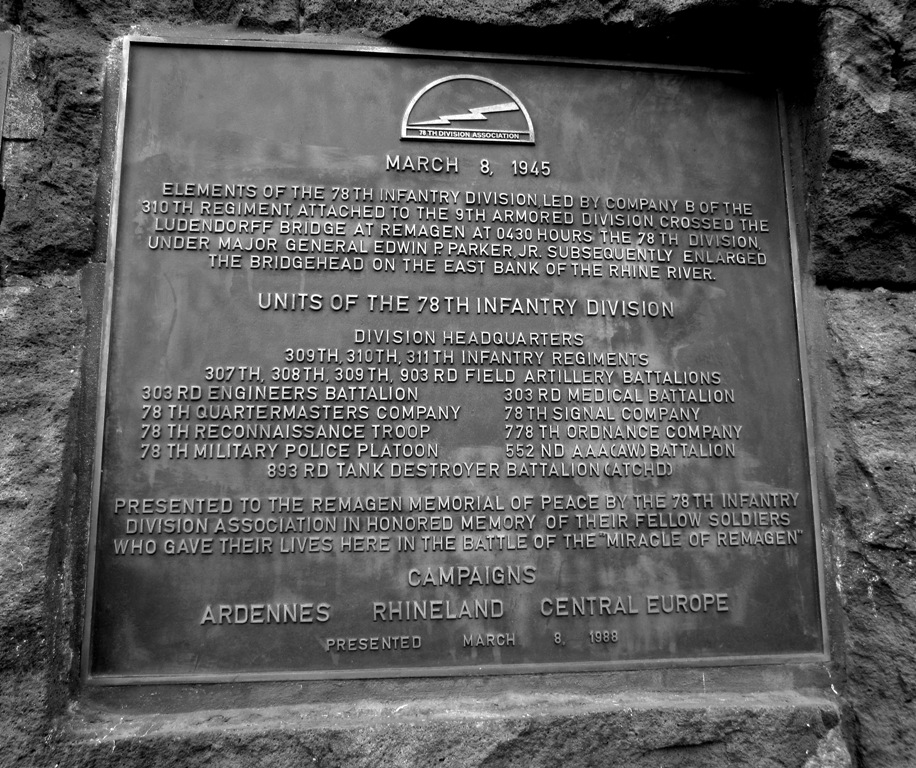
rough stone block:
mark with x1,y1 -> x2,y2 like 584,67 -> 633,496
57,692 -> 843,768
826,288 -> 916,767
811,10 -> 916,288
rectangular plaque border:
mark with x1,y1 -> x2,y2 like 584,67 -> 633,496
82,34 -> 132,686
778,94 -> 831,663
81,36 -> 830,685
0,33 -> 13,147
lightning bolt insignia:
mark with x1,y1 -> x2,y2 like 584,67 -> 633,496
411,102 -> 520,126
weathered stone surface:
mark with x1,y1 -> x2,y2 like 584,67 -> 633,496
51,693 -> 840,768
805,728 -> 853,767
3,35 -> 43,140
826,289 -> 916,767
0,0 -> 912,766
0,274 -> 82,765
191,0 -> 299,31
811,8 -> 916,287
0,33 -> 103,277
237,0 -> 299,31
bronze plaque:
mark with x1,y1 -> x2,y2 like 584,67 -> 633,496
84,39 -> 827,683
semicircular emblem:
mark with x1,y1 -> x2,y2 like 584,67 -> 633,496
401,74 -> 535,144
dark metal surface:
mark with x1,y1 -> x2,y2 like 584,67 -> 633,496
84,39 -> 826,682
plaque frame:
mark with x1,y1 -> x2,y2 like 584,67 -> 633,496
82,36 -> 830,685
0,33 -> 13,161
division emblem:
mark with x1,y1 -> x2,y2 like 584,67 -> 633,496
401,75 -> 534,144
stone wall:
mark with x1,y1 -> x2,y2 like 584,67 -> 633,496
0,0 -> 913,766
